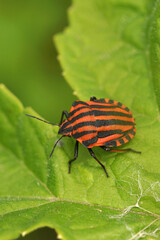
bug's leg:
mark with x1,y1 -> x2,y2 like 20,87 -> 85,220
88,148 -> 109,177
101,146 -> 141,154
59,110 -> 69,125
90,96 -> 97,101
68,141 -> 79,174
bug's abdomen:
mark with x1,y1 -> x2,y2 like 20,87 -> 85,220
86,98 -> 136,148
68,99 -> 136,149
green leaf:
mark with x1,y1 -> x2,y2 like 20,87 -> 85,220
1,0 -> 160,239
0,86 -> 160,240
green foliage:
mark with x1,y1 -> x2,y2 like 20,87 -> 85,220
1,0 -> 160,239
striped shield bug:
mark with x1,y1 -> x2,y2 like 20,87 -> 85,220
26,96 -> 141,177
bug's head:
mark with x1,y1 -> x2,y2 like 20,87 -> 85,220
58,119 -> 73,137
25,114 -> 73,159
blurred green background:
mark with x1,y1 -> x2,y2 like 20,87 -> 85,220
0,0 -> 75,239
0,0 -> 76,123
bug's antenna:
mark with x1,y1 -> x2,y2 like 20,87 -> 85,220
25,114 -> 59,126
49,135 -> 65,158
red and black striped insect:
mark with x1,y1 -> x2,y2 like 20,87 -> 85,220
26,96 -> 141,177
